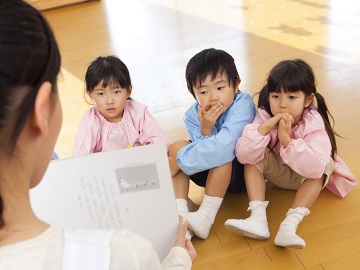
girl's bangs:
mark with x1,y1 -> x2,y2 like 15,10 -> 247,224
268,71 -> 305,93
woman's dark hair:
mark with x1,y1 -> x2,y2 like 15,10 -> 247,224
84,55 -> 132,102
0,1 -> 61,228
185,48 -> 240,99
257,59 -> 338,158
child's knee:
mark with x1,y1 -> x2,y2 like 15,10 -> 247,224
303,175 -> 327,189
245,164 -> 261,173
214,161 -> 232,172
169,140 -> 189,157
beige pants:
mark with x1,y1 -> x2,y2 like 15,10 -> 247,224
255,148 -> 335,190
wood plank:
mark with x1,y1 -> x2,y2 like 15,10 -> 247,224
321,250 -> 360,270
297,234 -> 360,267
25,0 -> 93,11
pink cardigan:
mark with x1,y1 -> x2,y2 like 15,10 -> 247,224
73,100 -> 172,156
236,106 -> 357,198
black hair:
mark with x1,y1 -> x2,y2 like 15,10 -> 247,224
185,48 -> 240,99
84,55 -> 132,102
257,59 -> 338,158
0,0 -> 61,228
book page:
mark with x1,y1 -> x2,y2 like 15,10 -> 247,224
30,144 -> 178,260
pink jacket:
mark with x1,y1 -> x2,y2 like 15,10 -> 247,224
73,100 -> 172,156
236,106 -> 357,198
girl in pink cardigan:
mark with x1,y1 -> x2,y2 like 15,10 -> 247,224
73,56 -> 171,156
225,59 -> 357,249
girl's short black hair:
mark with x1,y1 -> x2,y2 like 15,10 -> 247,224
85,56 -> 132,93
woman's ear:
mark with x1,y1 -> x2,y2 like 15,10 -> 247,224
304,93 -> 315,108
32,81 -> 52,136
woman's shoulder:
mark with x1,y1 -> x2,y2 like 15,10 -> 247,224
0,226 -> 64,268
110,229 -> 161,269
111,228 -> 152,246
63,227 -> 151,247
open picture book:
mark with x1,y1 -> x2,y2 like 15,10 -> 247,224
30,144 -> 178,260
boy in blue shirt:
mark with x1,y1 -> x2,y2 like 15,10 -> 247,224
169,48 -> 256,239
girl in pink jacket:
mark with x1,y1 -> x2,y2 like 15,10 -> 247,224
73,56 -> 171,156
225,59 -> 357,249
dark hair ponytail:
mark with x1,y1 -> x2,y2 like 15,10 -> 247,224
0,1 -> 61,228
314,92 -> 339,158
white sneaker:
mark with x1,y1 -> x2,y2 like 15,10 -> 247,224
274,231 -> 305,249
224,218 -> 270,240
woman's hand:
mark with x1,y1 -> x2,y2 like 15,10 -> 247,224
174,218 -> 197,263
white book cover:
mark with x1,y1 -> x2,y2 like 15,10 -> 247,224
30,144 -> 178,261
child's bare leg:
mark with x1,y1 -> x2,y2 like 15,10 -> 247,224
204,161 -> 232,197
169,140 -> 194,239
244,164 -> 266,201
225,164 -> 270,239
275,176 -> 324,249
168,140 -> 189,177
173,170 -> 190,200
187,161 -> 232,239
169,140 -> 191,211
291,177 -> 324,209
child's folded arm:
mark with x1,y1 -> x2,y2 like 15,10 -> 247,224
236,123 -> 270,164
177,95 -> 255,175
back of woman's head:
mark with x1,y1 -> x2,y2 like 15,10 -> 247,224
0,0 -> 61,154
85,56 -> 132,93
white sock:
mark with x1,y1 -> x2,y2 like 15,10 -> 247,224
176,198 -> 189,218
279,207 -> 310,233
248,200 -> 269,223
176,199 -> 194,239
224,200 -> 270,239
187,194 -> 223,239
274,207 -> 310,248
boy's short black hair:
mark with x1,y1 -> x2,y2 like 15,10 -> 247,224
185,48 -> 240,99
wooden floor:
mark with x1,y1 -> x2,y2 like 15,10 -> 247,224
43,0 -> 360,269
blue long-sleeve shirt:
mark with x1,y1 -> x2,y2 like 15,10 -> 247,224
177,92 -> 256,175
